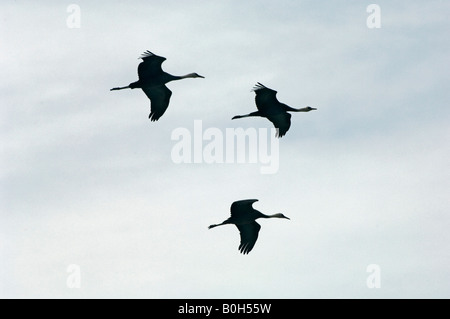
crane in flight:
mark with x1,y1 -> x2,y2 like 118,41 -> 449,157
208,199 -> 290,254
232,82 -> 316,137
111,50 -> 204,121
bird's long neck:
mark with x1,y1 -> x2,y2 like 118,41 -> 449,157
259,213 -> 285,219
179,73 -> 200,79
286,106 -> 312,112
162,73 -> 194,83
257,212 -> 270,219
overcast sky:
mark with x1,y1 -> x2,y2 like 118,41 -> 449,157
1,0 -> 449,298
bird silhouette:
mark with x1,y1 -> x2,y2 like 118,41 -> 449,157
110,50 -> 204,121
232,82 -> 316,137
208,199 -> 290,254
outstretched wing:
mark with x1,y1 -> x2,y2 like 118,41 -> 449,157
138,51 -> 166,81
230,199 -> 259,218
141,85 -> 172,121
266,112 -> 292,138
236,222 -> 261,254
253,82 -> 280,113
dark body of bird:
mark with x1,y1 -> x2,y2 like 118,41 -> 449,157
232,83 -> 316,137
209,199 -> 290,254
111,51 -> 204,121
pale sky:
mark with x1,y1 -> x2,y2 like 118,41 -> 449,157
1,0 -> 449,298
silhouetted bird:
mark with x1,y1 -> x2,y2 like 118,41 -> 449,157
111,51 -> 204,121
232,82 -> 316,137
208,199 -> 290,254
